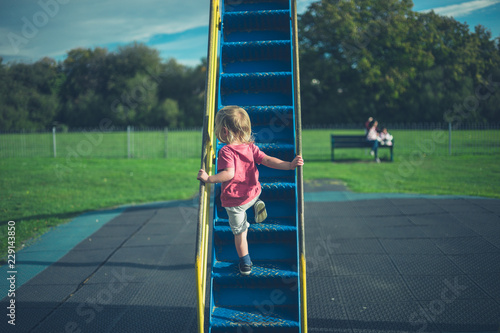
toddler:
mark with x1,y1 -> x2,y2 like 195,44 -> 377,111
378,127 -> 393,146
197,106 -> 304,275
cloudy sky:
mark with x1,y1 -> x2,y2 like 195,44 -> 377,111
0,0 -> 499,66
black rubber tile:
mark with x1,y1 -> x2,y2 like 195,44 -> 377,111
308,276 -> 344,304
0,302 -> 56,332
474,199 -> 500,214
380,239 -> 442,255
345,302 -> 439,333
458,220 -> 500,237
320,239 -> 385,255
409,214 -> 462,225
398,204 -> 447,216
306,226 -> 325,243
106,245 -> 169,266
69,274 -> 195,310
174,205 -> 200,224
90,223 -> 142,238
468,274 -> 500,301
351,199 -> 395,208
308,301 -> 352,333
447,253 -> 500,274
64,282 -> 144,307
426,198 -> 474,206
171,227 -> 198,245
306,252 -> 336,277
22,248 -> 115,286
87,242 -> 194,284
155,243 -> 195,267
86,264 -> 159,284
418,223 -> 479,238
308,202 -> 358,218
336,275 -> 414,303
402,275 -> 490,301
454,212 -> 500,224
367,215 -> 414,227
111,305 -> 196,333
323,217 -> 370,228
72,236 -> 127,251
30,303 -> 130,333
390,255 -> 463,275
306,233 -> 343,257
354,205 -> 403,218
107,209 -> 156,225
422,299 -> 500,332
485,237 -> 500,249
371,226 -> 430,239
122,233 -> 179,247
309,329 -> 353,333
332,254 -> 399,276
12,283 -> 76,305
150,210 -> 196,227
133,221 -> 180,236
433,237 -> 500,254
434,200 -> 491,214
305,216 -> 323,228
322,225 -> 376,239
390,198 -> 435,206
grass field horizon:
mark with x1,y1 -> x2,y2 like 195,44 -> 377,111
1,128 -> 499,258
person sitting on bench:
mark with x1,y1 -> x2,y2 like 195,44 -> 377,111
366,120 -> 380,163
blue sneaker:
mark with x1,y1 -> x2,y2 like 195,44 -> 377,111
239,261 -> 252,276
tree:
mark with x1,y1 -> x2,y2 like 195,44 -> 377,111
0,58 -> 61,131
298,0 -> 500,124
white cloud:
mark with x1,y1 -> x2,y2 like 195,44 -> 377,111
0,0 -> 209,62
420,0 -> 500,18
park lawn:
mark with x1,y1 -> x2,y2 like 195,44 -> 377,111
303,154 -> 500,198
1,149 -> 500,259
0,157 -> 200,258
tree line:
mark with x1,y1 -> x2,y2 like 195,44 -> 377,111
1,0 -> 500,131
0,43 -> 206,131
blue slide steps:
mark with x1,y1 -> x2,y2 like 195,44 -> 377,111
209,0 -> 302,332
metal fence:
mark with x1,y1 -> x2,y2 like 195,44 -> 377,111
0,123 -> 499,159
0,127 -> 202,159
303,122 -> 500,161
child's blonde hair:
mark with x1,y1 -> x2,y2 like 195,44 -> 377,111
215,106 -> 253,144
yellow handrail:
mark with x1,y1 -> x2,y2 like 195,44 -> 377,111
291,0 -> 307,332
195,1 -> 220,332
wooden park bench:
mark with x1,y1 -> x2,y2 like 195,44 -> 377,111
331,134 -> 394,161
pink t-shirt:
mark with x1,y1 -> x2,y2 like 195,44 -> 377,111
217,143 -> 267,207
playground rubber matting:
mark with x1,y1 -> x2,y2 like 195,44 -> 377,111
1,179 -> 500,332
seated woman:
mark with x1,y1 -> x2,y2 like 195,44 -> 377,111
366,120 -> 380,163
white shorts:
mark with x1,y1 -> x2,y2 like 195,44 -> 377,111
224,194 -> 260,235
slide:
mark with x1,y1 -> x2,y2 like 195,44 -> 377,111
196,1 -> 306,332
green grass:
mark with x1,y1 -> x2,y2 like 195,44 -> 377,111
0,157 -> 200,258
303,155 -> 500,198
1,128 -> 499,258
302,128 -> 500,198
